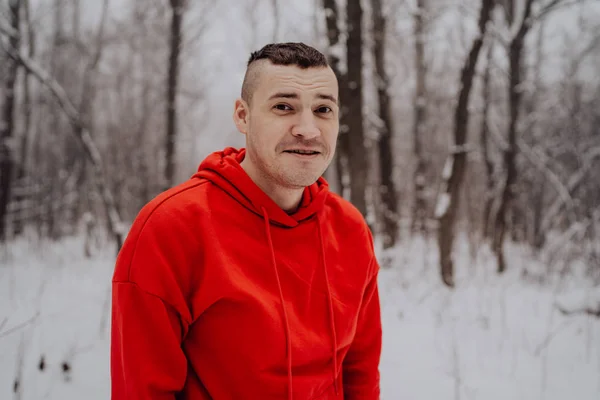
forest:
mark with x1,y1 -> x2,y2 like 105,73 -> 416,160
2,0 -> 599,287
0,0 -> 599,398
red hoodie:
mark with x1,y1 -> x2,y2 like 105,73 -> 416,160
111,147 -> 382,399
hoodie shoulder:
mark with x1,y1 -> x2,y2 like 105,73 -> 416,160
123,176 -> 214,249
324,191 -> 371,234
137,177 -> 211,221
114,177 -> 211,283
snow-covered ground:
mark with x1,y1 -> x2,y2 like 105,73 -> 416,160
1,233 -> 599,399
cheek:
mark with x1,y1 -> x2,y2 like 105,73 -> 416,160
323,122 -> 339,148
257,119 -> 289,145
249,119 -> 283,154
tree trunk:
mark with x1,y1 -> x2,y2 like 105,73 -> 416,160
531,177 -> 546,248
72,0 -> 80,38
371,0 -> 398,247
74,0 -> 109,226
493,0 -> 535,274
322,0 -> 349,197
411,0 -> 428,235
165,0 -> 184,190
14,0 -> 34,236
436,0 -> 494,288
481,42 -> 494,240
346,0 -> 368,218
0,0 -> 21,242
529,19 -> 545,250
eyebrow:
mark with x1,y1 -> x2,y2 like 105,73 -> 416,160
268,92 -> 338,104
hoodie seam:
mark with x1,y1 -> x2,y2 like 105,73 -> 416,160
112,280 -> 192,326
124,179 -> 210,282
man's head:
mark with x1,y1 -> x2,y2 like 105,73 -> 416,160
233,42 -> 339,191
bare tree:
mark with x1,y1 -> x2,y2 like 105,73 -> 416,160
493,0 -> 576,273
322,0 -> 350,196
411,0 -> 429,235
73,0 -> 109,225
371,0 -> 399,247
164,0 -> 186,190
0,0 -> 20,241
12,0 -> 35,236
493,0 -> 535,273
346,0 -> 368,218
0,19 -> 125,251
481,42 -> 495,239
436,0 -> 495,287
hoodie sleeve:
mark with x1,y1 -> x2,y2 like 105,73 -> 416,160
111,200 -> 197,399
342,259 -> 382,400
111,282 -> 188,399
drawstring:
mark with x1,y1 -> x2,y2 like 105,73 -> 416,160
261,207 -> 293,400
317,215 -> 340,396
261,207 -> 340,399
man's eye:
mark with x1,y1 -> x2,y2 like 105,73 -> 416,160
316,106 -> 332,113
274,104 -> 292,111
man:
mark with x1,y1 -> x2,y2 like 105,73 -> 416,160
111,42 -> 382,399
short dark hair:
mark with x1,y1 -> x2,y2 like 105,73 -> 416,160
241,42 -> 329,103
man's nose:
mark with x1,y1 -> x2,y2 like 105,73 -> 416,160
291,110 -> 320,140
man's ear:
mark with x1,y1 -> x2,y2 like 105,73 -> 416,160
233,98 -> 250,135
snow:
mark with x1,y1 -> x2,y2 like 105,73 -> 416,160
434,192 -> 451,219
1,234 -> 599,400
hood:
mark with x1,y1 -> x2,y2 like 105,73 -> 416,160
192,147 -> 330,228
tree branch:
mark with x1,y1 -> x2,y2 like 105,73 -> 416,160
540,146 -> 600,232
0,312 -> 39,339
517,138 -> 576,217
533,0 -> 586,22
0,20 -> 125,250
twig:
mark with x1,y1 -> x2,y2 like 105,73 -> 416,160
13,333 -> 25,400
533,318 -> 573,356
533,0 -> 586,22
0,312 -> 39,339
517,138 -> 576,222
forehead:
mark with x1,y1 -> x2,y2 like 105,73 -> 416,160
253,62 -> 339,100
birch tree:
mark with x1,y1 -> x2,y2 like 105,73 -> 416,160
436,0 -> 495,287
411,0 -> 429,234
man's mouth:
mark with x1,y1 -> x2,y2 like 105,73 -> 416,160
284,149 -> 321,155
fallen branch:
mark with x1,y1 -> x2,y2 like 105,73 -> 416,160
555,303 -> 600,318
0,312 -> 39,339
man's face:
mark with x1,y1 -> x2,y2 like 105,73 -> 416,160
233,62 -> 339,189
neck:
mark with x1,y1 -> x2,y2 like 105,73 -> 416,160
241,157 -> 304,213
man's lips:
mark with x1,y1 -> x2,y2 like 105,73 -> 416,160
283,149 -> 321,155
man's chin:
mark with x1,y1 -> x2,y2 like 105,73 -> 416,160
280,174 -> 320,189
